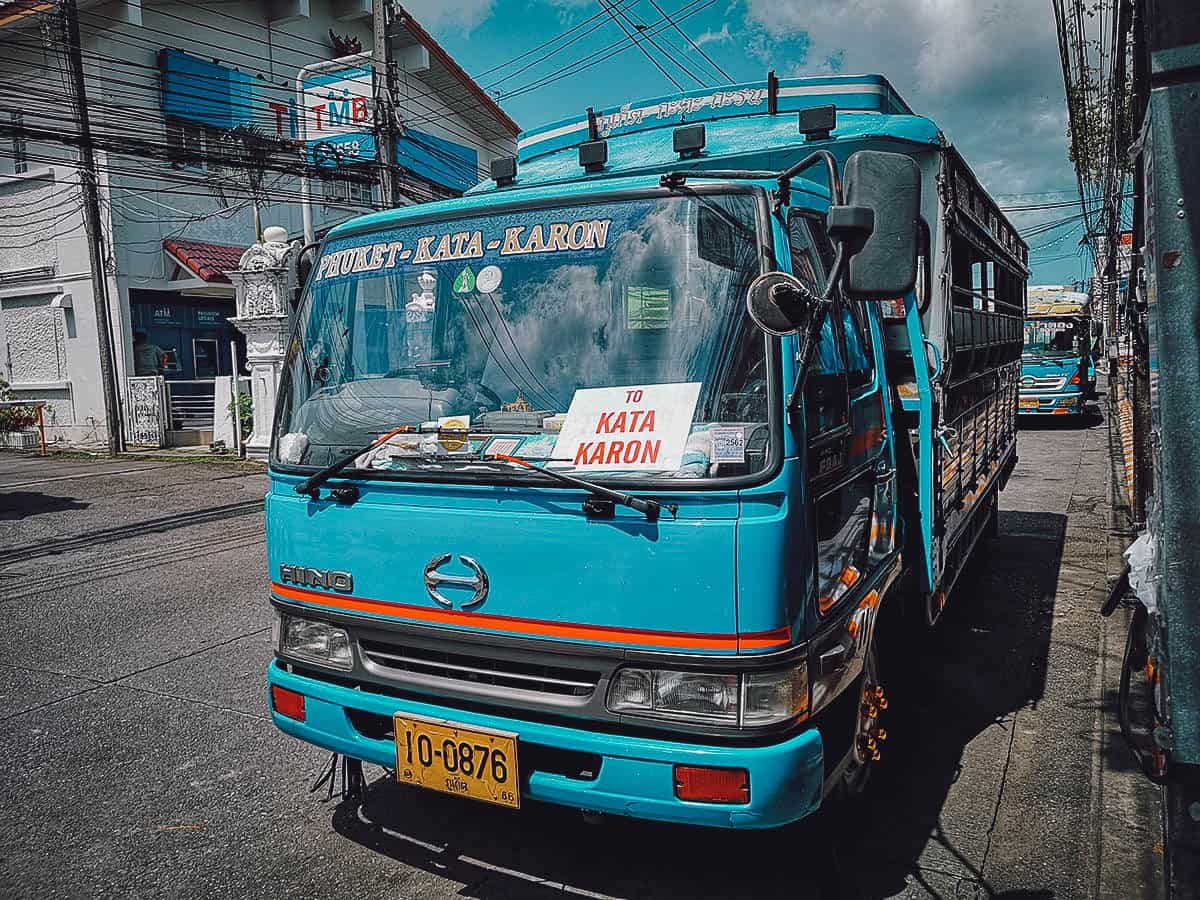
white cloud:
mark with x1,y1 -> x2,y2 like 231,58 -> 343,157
742,0 -> 1073,199
695,23 -> 732,46
402,0 -> 496,31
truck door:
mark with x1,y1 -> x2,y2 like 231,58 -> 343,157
789,213 -> 894,619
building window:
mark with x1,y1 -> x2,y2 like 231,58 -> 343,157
322,173 -> 376,208
166,118 -> 206,168
9,110 -> 27,174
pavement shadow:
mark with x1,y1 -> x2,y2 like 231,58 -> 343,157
328,509 -> 1067,900
0,498 -> 261,562
842,509 -> 1066,897
1018,410 -> 1104,431
0,491 -> 90,522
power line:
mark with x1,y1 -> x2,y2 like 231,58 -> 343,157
642,0 -> 733,84
595,0 -> 684,91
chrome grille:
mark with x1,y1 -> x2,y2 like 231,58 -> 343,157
358,638 -> 602,698
1021,375 -> 1067,391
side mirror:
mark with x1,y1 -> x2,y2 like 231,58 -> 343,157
836,150 -> 921,299
746,272 -> 818,336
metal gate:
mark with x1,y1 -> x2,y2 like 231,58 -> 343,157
125,376 -> 166,448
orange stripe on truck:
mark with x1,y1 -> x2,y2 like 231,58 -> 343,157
271,583 -> 792,652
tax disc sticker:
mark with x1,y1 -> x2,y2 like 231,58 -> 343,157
452,267 -> 476,294
476,265 -> 503,293
710,426 -> 746,463
436,415 -> 471,453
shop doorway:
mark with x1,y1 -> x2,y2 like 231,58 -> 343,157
129,290 -> 244,446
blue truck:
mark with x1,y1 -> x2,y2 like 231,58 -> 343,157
1019,287 -> 1095,416
265,74 -> 1027,828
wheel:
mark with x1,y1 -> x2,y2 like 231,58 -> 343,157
835,643 -> 886,799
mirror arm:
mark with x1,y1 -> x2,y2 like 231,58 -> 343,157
775,150 -> 843,214
785,242 -> 847,411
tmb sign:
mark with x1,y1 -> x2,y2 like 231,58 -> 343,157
552,383 -> 701,471
263,64 -> 375,168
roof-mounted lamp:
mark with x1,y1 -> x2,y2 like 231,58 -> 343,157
579,140 -> 608,173
673,123 -> 706,160
491,155 -> 517,187
799,105 -> 836,142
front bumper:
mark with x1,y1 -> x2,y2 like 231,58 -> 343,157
1018,390 -> 1085,415
268,660 -> 825,829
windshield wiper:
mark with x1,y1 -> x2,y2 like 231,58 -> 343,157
296,433 -> 677,522
295,425 -> 416,499
489,453 -> 677,522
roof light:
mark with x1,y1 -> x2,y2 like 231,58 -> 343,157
490,155 -> 517,187
579,139 -> 608,173
672,123 -> 706,159
799,104 -> 836,141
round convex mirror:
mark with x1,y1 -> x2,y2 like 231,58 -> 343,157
745,272 -> 816,336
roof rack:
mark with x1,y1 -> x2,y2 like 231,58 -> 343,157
515,74 -> 911,163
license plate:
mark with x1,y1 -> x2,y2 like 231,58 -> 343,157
1019,398 -> 1039,410
393,713 -> 520,809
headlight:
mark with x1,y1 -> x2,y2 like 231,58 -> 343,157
279,613 -> 352,671
607,662 -> 808,727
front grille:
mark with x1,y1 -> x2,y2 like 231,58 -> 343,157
359,638 -> 603,699
1022,375 -> 1067,391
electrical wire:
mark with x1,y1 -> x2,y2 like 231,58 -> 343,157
595,0 -> 685,91
642,0 -> 733,84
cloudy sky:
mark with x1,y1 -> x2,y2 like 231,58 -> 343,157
407,0 -> 1091,286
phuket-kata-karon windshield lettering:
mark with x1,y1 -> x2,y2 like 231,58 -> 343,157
273,193 -> 771,481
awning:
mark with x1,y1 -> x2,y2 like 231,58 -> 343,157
163,238 -> 247,284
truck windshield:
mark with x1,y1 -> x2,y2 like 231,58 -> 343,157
273,192 -> 772,482
1023,317 -> 1082,358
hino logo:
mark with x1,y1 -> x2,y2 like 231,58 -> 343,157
424,554 -> 489,609
279,565 -> 354,593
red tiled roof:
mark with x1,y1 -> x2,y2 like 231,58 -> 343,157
163,238 -> 247,283
396,5 -> 520,138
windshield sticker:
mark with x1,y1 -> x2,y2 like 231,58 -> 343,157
484,437 -> 522,457
452,266 -> 476,294
710,426 -> 747,464
437,415 -> 471,453
552,383 -> 702,471
314,218 -> 614,282
476,265 -> 503,293
407,270 -> 437,320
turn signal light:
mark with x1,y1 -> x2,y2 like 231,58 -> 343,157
674,765 -> 750,804
1069,371 -> 1081,385
271,685 -> 306,722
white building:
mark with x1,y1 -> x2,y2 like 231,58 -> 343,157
0,0 -> 518,448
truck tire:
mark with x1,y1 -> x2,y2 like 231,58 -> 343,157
832,643 -> 885,801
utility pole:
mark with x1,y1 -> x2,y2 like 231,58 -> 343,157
61,0 -> 123,455
373,0 -> 401,209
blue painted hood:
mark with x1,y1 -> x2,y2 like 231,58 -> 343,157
1021,355 -> 1077,375
266,475 -> 798,654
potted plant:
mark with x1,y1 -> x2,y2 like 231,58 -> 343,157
0,378 -> 40,451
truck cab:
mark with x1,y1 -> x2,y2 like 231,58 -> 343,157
265,75 -> 1026,829
1019,288 -> 1095,416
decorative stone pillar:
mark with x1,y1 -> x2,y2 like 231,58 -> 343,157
227,226 -> 300,459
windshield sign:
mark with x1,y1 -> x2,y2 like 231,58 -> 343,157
1023,318 -> 1080,357
273,193 -> 771,482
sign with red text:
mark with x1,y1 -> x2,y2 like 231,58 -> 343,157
552,383 -> 702,471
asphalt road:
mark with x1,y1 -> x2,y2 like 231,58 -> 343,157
0,416 -> 1160,899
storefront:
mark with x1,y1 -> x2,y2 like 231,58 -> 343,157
129,290 -> 239,380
